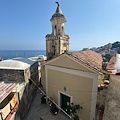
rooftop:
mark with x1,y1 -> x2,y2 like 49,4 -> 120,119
106,54 -> 120,75
0,82 -> 18,103
68,50 -> 103,74
0,57 -> 36,70
47,50 -> 103,74
30,55 -> 47,61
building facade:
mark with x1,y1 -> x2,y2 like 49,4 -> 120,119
103,54 -> 120,120
0,58 -> 39,120
46,3 -> 70,60
43,50 -> 103,120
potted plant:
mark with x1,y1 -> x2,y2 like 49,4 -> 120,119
41,95 -> 46,104
73,114 -> 79,120
69,103 -> 83,120
50,102 -> 59,115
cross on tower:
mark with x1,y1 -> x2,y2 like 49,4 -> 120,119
55,2 -> 59,6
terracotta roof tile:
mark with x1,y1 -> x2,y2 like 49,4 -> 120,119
68,50 -> 103,74
106,55 -> 120,75
46,50 -> 103,74
0,82 -> 18,103
106,55 -> 116,73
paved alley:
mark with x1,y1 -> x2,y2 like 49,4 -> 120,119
26,91 -> 70,120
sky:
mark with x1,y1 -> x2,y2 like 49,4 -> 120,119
0,0 -> 120,50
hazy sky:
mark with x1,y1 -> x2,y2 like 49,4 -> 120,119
0,0 -> 120,50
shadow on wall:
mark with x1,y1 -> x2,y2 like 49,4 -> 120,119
15,83 -> 37,120
15,63 -> 39,120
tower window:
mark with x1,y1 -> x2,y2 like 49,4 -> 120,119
54,25 -> 57,36
58,29 -> 60,35
62,26 -> 64,35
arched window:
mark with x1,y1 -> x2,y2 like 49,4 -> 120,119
54,25 -> 57,36
58,29 -> 60,35
62,26 -> 64,35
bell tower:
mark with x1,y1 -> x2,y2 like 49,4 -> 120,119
46,2 -> 70,60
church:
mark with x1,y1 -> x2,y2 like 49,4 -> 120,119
42,2 -> 103,120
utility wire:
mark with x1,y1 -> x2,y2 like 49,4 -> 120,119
0,65 -> 100,120
0,70 -> 98,120
30,77 -> 99,120
29,77 -> 74,120
47,85 -> 99,119
48,85 -> 98,93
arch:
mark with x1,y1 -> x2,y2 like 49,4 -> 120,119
54,25 -> 57,36
62,26 -> 64,35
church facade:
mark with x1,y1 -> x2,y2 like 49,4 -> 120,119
41,3 -> 104,120
44,50 -> 103,120
46,3 -> 70,60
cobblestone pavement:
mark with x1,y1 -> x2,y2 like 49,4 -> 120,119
26,91 -> 70,120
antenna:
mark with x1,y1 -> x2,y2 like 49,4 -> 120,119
16,50 -> 18,57
24,52 -> 26,58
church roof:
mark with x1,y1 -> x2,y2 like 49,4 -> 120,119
46,50 -> 103,74
68,50 -> 103,74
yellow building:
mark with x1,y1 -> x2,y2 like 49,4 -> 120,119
46,3 -> 70,60
44,50 -> 103,120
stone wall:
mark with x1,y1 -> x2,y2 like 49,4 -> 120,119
103,75 -> 120,120
15,62 -> 39,120
0,69 -> 24,82
15,83 -> 37,120
96,86 -> 108,120
41,61 -> 46,92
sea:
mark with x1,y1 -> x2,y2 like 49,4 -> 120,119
0,50 -> 46,60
